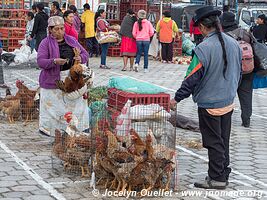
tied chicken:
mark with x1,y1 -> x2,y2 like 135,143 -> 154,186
56,48 -> 88,93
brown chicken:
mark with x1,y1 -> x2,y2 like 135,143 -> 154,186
129,129 -> 146,157
145,134 -> 154,160
128,158 -> 173,192
154,161 -> 175,191
56,48 -> 86,93
53,129 -> 92,177
0,99 -> 20,123
15,80 -> 39,122
95,136 -> 121,190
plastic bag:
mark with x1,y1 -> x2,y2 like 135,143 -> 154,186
130,104 -> 171,120
182,35 -> 195,56
1,53 -> 15,65
253,73 -> 267,89
108,77 -> 166,94
115,100 -> 131,136
251,37 -> 267,76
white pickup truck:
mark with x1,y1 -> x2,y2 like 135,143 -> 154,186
239,7 -> 267,30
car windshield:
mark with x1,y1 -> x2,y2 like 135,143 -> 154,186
252,10 -> 267,18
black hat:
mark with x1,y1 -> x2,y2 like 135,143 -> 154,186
194,6 -> 221,25
222,12 -> 236,27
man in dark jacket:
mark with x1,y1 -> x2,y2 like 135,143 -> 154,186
29,3 -> 49,51
251,14 -> 267,43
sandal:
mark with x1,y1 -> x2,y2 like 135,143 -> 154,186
121,67 -> 127,71
130,66 -> 134,71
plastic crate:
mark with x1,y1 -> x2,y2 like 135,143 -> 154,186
107,46 -> 121,57
0,18 -> 27,28
7,45 -> 21,52
119,3 -> 130,13
131,4 -> 148,13
0,0 -> 24,9
0,9 -> 28,18
107,88 -> 170,112
0,28 -> 26,38
131,0 -> 147,4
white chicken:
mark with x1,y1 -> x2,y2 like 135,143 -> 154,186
63,112 -> 90,137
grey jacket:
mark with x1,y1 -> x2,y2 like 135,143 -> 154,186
120,15 -> 136,38
192,32 -> 242,108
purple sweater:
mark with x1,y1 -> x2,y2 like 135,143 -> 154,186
37,34 -> 89,89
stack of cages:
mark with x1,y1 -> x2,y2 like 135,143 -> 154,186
105,0 -> 121,57
90,87 -> 178,194
0,4 -> 28,52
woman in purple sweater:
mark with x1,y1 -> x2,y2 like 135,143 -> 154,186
37,16 -> 89,136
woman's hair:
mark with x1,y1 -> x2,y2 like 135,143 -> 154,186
127,9 -> 134,15
69,5 -> 77,13
52,1 -> 60,10
27,11 -> 34,20
36,3 -> 44,11
138,18 -> 143,31
199,15 -> 228,78
94,9 -> 105,31
63,10 -> 73,20
31,4 -> 36,11
258,14 -> 266,24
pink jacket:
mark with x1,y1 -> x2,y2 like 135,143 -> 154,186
64,22 -> 78,40
132,19 -> 154,41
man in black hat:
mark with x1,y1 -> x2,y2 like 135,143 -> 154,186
171,6 -> 242,189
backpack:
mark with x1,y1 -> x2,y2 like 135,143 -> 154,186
228,30 -> 254,74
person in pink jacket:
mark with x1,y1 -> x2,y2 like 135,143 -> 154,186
132,10 -> 154,72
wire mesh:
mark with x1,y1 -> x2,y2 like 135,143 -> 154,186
0,80 -> 39,123
92,88 -> 178,192
51,129 -> 95,177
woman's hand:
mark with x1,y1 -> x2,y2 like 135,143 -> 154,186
170,99 -> 177,111
74,56 -> 81,63
54,58 -> 67,65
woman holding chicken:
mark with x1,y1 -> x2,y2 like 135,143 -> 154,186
37,16 -> 89,136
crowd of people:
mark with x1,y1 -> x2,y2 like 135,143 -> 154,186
0,2 -> 267,191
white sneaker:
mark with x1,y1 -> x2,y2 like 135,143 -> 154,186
134,64 -> 139,72
144,69 -> 149,73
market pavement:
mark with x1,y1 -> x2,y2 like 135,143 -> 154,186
0,56 -> 266,200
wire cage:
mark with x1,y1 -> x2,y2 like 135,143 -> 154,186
91,88 -> 178,193
51,128 -> 95,178
0,80 -> 39,124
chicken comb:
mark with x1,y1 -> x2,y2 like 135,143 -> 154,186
15,80 -> 24,87
64,112 -> 73,118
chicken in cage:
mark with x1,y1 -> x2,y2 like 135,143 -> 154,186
0,80 -> 39,123
51,112 -> 94,177
91,94 -> 178,192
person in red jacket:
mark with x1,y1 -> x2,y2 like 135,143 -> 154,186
63,10 -> 78,40
189,17 -> 203,45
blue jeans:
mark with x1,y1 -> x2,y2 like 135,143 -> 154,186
29,39 -> 36,53
100,43 -> 109,65
135,41 -> 150,69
